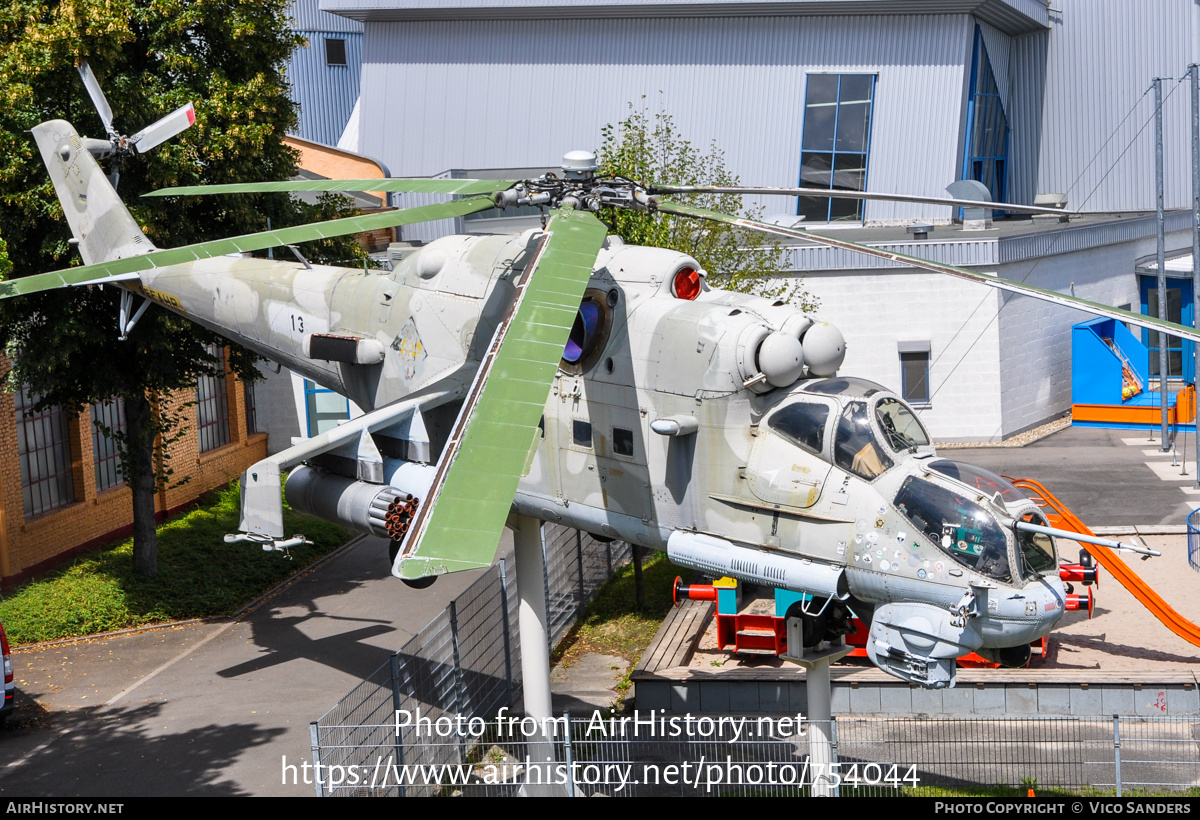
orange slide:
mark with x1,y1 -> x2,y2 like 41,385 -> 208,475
1011,477 -> 1200,649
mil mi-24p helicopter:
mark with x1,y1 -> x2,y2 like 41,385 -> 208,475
9,72 -> 1199,688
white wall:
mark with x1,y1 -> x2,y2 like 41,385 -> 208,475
801,268 -> 1004,441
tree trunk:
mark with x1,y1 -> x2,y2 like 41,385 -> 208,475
632,545 -> 645,609
124,394 -> 158,579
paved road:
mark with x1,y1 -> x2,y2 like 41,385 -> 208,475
0,534 -> 490,797
949,425 -> 1199,528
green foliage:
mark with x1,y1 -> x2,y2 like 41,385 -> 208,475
0,482 -> 349,645
554,551 -> 678,666
0,1 -> 363,574
598,101 -> 817,312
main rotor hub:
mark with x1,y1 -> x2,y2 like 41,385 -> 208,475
561,150 -> 597,181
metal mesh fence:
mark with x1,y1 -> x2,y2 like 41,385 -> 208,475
1188,508 -> 1200,572
311,525 -> 631,796
310,715 -> 1200,797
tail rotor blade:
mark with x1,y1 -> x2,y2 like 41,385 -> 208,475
130,102 -> 196,153
76,60 -> 116,137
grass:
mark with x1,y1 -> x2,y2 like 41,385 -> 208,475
552,550 -> 679,678
0,482 -> 349,646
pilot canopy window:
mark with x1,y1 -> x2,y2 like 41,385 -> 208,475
833,401 -> 892,480
767,402 -> 829,455
875,398 -> 930,452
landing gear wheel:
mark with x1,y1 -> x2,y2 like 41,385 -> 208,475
786,598 -> 854,648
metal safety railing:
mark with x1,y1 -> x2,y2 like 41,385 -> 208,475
309,525 -> 630,796
306,714 -> 1200,797
1188,508 -> 1200,572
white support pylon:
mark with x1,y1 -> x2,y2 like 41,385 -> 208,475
512,514 -> 566,796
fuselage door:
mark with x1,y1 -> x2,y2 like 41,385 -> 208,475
747,399 -> 835,510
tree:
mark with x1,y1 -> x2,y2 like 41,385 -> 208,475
597,101 -> 818,312
0,0 -> 363,577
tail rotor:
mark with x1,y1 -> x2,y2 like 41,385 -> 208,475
75,59 -> 196,188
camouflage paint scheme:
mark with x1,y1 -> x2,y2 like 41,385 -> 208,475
23,118 -> 1081,687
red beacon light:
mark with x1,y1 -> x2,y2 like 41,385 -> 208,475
672,267 -> 702,300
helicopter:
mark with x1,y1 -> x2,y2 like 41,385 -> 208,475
9,101 -> 1199,688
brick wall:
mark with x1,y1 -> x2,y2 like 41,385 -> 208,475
0,359 -> 267,585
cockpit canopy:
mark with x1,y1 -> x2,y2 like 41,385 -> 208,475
764,378 -> 931,481
901,460 -> 1059,584
762,381 -> 1059,585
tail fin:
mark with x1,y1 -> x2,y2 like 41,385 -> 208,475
31,120 -> 155,265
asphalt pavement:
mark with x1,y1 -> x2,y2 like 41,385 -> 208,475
0,534 -> 489,797
948,425 -> 1200,529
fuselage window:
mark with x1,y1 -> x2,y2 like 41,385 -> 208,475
573,419 -> 593,448
1016,511 -> 1057,580
875,397 -> 930,452
767,402 -> 829,456
613,427 -> 634,457
834,401 -> 892,480
894,475 -> 1012,583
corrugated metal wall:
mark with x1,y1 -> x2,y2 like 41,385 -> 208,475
359,14 -> 974,223
288,32 -> 364,145
288,0 -> 365,146
292,0 -> 363,31
1035,0 -> 1197,213
1005,27 -> 1047,205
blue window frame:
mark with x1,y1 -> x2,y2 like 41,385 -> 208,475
799,74 -> 876,223
304,379 -> 350,437
962,27 -> 1009,209
1139,275 -> 1194,383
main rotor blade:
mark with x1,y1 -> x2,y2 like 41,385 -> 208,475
394,207 -> 609,580
143,178 -> 517,197
76,60 -> 115,137
649,185 -> 1076,217
130,102 -> 196,153
658,199 -> 1200,345
0,196 -> 495,300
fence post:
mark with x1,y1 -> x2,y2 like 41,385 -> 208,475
543,531 -> 554,655
830,716 -> 840,798
576,530 -> 585,613
450,600 -> 467,762
499,559 -> 515,706
390,654 -> 407,798
1113,714 -> 1122,797
606,540 -> 613,575
310,722 -> 326,797
563,713 -> 577,798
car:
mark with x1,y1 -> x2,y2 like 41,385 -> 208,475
0,622 -> 14,723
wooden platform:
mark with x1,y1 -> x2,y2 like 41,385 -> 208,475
632,601 -> 1200,717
